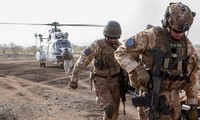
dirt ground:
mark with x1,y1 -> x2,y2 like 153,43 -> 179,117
0,55 -> 138,120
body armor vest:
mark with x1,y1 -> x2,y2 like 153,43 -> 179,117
93,39 -> 121,77
61,51 -> 73,60
143,27 -> 189,91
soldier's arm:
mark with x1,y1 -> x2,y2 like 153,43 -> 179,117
114,30 -> 156,73
71,41 -> 100,82
185,55 -> 199,105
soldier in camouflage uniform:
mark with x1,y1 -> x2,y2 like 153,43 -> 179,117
69,21 -> 122,120
114,2 -> 199,120
61,47 -> 74,75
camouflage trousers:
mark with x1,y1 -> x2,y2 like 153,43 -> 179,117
63,59 -> 73,75
93,75 -> 120,120
138,89 -> 181,120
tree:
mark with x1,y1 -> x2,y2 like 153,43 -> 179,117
9,42 -> 23,57
25,45 -> 39,54
0,44 -> 9,55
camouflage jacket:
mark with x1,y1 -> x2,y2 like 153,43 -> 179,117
114,26 -> 199,105
61,50 -> 73,60
71,38 -> 122,82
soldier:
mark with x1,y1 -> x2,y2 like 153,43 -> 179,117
114,2 -> 199,120
61,35 -> 74,75
61,47 -> 74,75
69,20 -> 122,120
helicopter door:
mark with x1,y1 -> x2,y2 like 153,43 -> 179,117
47,42 -> 55,61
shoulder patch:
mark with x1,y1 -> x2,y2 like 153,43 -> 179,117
84,48 -> 91,56
126,38 -> 135,47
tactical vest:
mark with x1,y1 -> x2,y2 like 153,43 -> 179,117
143,27 -> 189,91
93,39 -> 121,77
61,51 -> 73,60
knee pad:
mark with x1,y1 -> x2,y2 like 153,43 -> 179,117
104,105 -> 116,119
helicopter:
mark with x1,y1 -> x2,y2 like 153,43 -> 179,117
0,22 -> 105,68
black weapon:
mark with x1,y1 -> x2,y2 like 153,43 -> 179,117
127,49 -> 198,119
119,68 -> 129,115
126,84 -> 152,107
89,70 -> 94,90
130,49 -> 167,119
148,48 -> 165,119
126,85 -> 200,119
119,48 -> 166,118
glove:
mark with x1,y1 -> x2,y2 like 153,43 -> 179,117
134,65 -> 150,88
69,81 -> 78,89
187,105 -> 198,120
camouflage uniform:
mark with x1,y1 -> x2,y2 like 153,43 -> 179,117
71,39 -> 121,120
114,3 -> 199,120
70,21 -> 122,120
61,48 -> 74,75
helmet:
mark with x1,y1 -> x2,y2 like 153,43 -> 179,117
146,24 -> 154,29
162,2 -> 196,31
103,21 -> 122,38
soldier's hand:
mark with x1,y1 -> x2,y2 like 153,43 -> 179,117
187,105 -> 198,120
135,65 -> 150,88
69,81 -> 78,89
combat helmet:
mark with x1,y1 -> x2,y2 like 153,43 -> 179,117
162,2 -> 196,32
103,21 -> 122,38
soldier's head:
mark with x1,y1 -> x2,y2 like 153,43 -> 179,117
162,2 -> 196,40
103,20 -> 121,44
146,24 -> 153,29
64,48 -> 69,52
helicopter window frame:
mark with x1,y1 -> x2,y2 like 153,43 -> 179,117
60,40 -> 72,48
53,42 -> 62,49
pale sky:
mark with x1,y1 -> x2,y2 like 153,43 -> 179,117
0,0 -> 199,47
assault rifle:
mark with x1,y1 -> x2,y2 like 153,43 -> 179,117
129,49 -> 167,119
149,48 -> 166,119
126,84 -> 200,119
119,48 -> 164,118
119,68 -> 129,115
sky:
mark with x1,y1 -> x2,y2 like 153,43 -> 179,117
0,0 -> 199,47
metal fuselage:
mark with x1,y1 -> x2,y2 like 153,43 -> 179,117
35,27 -> 73,67
36,39 -> 72,67
43,39 -> 70,62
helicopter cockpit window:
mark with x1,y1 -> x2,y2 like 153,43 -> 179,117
61,40 -> 72,48
49,28 -> 61,33
53,42 -> 61,49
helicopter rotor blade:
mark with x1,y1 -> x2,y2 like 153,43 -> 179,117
59,24 -> 105,27
0,22 -> 50,26
0,22 -> 105,27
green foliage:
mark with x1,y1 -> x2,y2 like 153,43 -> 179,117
0,43 -> 39,55
72,44 -> 88,53
0,42 -> 87,55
